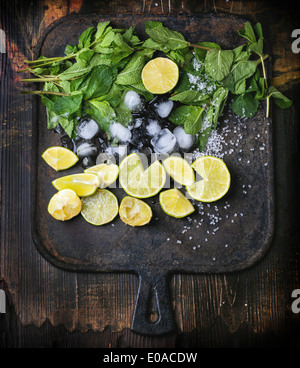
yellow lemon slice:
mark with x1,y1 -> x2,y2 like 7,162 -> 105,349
48,189 -> 82,221
119,153 -> 166,198
85,163 -> 119,188
81,189 -> 119,226
119,196 -> 152,227
52,173 -> 100,197
141,57 -> 179,94
186,156 -> 231,202
163,156 -> 195,186
42,146 -> 78,171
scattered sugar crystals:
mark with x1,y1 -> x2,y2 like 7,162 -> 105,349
170,109 -> 269,253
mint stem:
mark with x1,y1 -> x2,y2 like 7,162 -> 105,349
20,90 -> 70,96
25,54 -> 75,64
189,43 -> 211,50
259,54 -> 269,118
21,77 -> 61,82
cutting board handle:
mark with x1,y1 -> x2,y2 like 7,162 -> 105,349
131,272 -> 175,335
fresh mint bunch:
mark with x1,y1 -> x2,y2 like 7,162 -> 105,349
20,20 -> 292,152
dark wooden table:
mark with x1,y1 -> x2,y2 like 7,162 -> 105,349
0,0 -> 299,348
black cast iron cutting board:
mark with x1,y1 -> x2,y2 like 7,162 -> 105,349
31,13 -> 274,335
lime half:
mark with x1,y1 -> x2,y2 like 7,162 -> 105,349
186,156 -> 231,202
119,153 -> 166,198
81,189 -> 119,226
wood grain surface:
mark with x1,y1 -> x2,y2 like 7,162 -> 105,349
0,0 -> 299,347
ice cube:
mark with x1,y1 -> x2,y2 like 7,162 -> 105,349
124,90 -> 144,112
110,122 -> 132,143
173,126 -> 196,151
146,119 -> 161,136
76,119 -> 100,140
133,117 -> 144,129
82,156 -> 96,169
105,145 -> 128,159
155,100 -> 174,118
130,131 -> 144,150
76,142 -> 98,159
150,128 -> 178,154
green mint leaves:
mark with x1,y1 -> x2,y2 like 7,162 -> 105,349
236,21 -> 292,118
21,20 -> 292,152
205,49 -> 234,82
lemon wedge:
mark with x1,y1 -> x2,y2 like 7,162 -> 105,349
42,146 -> 78,171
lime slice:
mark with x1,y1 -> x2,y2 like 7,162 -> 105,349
141,57 -> 179,94
159,188 -> 195,218
81,189 -> 118,226
52,173 -> 100,197
119,153 -> 166,198
186,156 -> 231,202
42,146 -> 78,171
48,189 -> 82,221
119,196 -> 152,227
85,163 -> 119,188
163,156 -> 195,186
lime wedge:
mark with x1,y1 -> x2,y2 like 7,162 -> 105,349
52,173 -> 100,197
159,188 -> 195,218
163,156 -> 195,186
85,163 -> 119,188
42,146 -> 78,171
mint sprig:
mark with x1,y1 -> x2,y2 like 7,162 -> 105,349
20,20 -> 292,152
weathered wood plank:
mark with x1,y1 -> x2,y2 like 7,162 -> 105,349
0,0 -> 299,347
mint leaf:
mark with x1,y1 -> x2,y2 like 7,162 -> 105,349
238,21 -> 257,43
141,38 -> 170,52
64,44 -> 78,56
194,42 -> 221,61
169,105 -> 204,135
211,87 -> 228,128
59,115 -> 75,137
225,60 -> 257,95
205,49 -> 234,82
87,100 -> 116,132
145,21 -> 189,50
114,100 -> 132,126
232,45 -> 250,63
268,86 -> 292,109
58,62 -> 92,80
83,65 -> 117,100
78,27 -> 96,49
75,48 -> 94,67
53,91 -> 83,116
95,21 -> 110,40
247,69 -> 266,99
197,105 -> 214,150
122,26 -> 141,47
170,90 -> 209,104
230,92 -> 259,118
115,52 -> 148,85
249,37 -> 264,56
